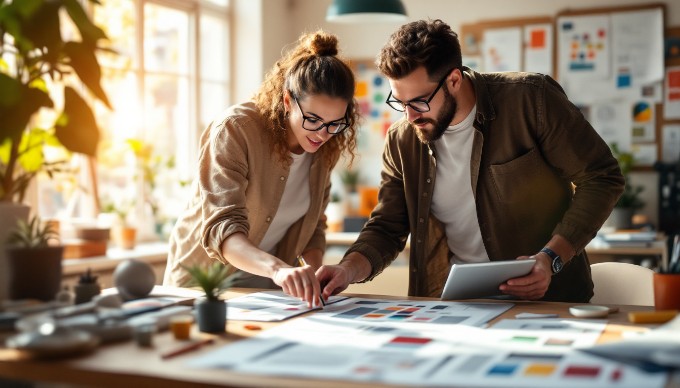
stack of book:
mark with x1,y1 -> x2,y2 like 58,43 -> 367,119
63,227 -> 110,259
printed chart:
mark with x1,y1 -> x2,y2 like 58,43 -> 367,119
226,291 -> 348,322
189,296 -> 666,387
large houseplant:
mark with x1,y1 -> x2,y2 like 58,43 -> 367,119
5,215 -> 63,301
0,0 -> 111,203
182,262 -> 235,333
0,0 -> 110,300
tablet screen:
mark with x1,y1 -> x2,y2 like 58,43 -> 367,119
440,259 -> 536,300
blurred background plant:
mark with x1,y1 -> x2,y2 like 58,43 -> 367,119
0,0 -> 111,204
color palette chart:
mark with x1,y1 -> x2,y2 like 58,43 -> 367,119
324,297 -> 513,327
189,296 -> 667,387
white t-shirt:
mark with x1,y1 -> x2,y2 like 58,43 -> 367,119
432,105 -> 490,264
259,152 -> 312,254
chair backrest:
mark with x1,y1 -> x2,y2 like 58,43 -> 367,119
590,262 -> 655,306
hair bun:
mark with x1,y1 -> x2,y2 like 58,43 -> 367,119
307,31 -> 338,56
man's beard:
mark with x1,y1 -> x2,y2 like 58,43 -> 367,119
412,87 -> 458,144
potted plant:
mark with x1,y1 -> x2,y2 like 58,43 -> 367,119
326,192 -> 345,233
0,0 -> 110,299
101,200 -> 136,249
5,215 -> 63,301
74,268 -> 101,305
607,143 -> 645,230
181,262 -> 235,334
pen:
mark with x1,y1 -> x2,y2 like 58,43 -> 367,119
161,338 -> 215,360
296,255 -> 326,307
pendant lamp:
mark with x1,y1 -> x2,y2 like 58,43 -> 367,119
326,0 -> 408,23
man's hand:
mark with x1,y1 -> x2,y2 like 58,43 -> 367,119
499,255 -> 552,300
315,264 -> 353,301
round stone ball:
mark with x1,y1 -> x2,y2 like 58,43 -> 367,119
113,259 -> 156,300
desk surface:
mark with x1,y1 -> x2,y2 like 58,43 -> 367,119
0,289 -> 672,388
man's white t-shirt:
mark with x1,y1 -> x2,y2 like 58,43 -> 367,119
432,105 -> 490,264
259,152 -> 312,254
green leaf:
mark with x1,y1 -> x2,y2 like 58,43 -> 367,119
54,87 -> 100,156
62,0 -> 107,44
7,0 -> 41,18
63,41 -> 111,107
0,82 -> 52,145
19,0 -> 62,56
17,128 -> 47,172
0,73 -> 21,107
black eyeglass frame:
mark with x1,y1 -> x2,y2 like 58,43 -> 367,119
385,68 -> 455,113
292,96 -> 350,135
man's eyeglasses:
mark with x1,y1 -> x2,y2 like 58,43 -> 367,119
385,69 -> 454,113
293,96 -> 349,135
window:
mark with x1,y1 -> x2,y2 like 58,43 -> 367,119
38,0 -> 230,240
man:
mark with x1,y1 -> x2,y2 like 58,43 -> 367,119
317,19 -> 624,302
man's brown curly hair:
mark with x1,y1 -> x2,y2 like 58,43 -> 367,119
376,19 -> 462,82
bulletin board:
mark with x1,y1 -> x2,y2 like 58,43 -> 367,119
555,3 -> 668,169
461,3 -> 674,169
348,59 -> 402,140
460,16 -> 554,75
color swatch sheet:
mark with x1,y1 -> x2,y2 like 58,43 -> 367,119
188,297 -> 666,387
226,291 -> 348,321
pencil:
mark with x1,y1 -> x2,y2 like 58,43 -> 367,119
160,338 -> 214,360
296,255 -> 326,307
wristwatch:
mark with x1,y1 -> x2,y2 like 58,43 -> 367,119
541,247 -> 563,275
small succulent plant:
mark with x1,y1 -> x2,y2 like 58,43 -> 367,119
79,268 -> 99,285
181,262 -> 235,302
6,216 -> 59,248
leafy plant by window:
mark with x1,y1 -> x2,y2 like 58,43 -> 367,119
610,143 -> 644,209
181,262 -> 235,302
339,168 -> 360,193
6,215 -> 59,248
0,0 -> 111,203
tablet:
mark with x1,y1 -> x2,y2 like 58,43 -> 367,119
440,259 -> 536,300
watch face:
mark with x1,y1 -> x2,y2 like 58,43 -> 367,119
552,257 -> 563,273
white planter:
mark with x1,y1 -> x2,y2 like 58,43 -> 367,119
603,207 -> 634,230
0,203 -> 30,302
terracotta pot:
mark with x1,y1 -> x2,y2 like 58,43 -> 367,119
113,226 -> 136,249
654,273 -> 680,310
195,298 -> 226,333
6,246 -> 64,301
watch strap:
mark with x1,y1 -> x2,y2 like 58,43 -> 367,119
540,247 -> 562,274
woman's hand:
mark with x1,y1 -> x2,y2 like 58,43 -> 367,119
273,265 -> 323,308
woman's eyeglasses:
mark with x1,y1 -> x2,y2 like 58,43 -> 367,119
293,97 -> 349,135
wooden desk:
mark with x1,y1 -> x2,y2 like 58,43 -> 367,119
0,289 -> 670,387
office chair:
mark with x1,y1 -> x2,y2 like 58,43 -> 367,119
590,262 -> 655,306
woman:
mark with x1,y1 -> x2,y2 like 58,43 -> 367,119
163,31 -> 358,307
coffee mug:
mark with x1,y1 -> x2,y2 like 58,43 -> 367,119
653,273 -> 680,310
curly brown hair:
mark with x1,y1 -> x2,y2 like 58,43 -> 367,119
376,19 -> 462,82
253,30 -> 358,167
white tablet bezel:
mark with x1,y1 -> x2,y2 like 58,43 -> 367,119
440,259 -> 537,300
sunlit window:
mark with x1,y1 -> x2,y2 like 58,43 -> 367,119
38,0 -> 230,241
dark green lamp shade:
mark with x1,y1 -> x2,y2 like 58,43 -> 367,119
326,0 -> 407,23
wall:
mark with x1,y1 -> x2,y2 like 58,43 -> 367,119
238,0 -> 680,227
